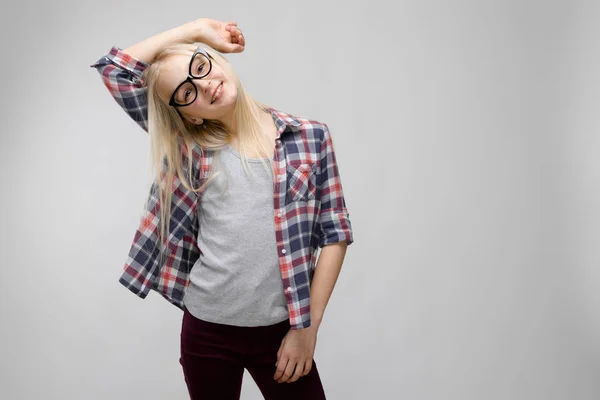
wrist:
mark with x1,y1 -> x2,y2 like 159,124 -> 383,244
179,18 -> 207,42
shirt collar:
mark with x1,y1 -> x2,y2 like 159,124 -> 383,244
265,107 -> 302,137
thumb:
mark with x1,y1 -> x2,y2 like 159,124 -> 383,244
224,43 -> 244,53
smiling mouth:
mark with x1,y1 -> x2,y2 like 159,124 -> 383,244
211,82 -> 223,104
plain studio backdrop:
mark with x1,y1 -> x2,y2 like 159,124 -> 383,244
0,0 -> 599,399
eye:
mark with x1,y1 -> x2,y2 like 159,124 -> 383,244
184,89 -> 191,100
197,63 -> 205,74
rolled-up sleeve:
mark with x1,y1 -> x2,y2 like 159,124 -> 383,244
89,46 -> 150,133
317,123 -> 354,247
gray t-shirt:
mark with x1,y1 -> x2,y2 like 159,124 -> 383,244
182,144 -> 289,326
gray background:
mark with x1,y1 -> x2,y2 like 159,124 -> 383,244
1,0 -> 599,399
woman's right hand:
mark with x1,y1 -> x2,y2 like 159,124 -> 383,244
185,18 -> 246,53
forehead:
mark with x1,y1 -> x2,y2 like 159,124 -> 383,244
158,53 -> 194,96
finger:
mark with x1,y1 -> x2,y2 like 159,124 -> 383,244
288,360 -> 305,383
302,358 -> 313,376
225,23 -> 238,33
226,44 -> 244,53
231,29 -> 243,45
277,339 -> 284,359
227,21 -> 238,26
278,360 -> 297,383
273,357 -> 288,380
232,28 -> 241,41
274,336 -> 285,372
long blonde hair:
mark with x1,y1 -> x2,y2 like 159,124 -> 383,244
141,40 -> 276,262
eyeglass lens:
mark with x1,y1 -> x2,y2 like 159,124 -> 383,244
173,52 -> 211,106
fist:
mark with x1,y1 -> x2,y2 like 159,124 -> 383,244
188,18 -> 246,53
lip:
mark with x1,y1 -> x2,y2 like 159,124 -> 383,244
211,82 -> 223,104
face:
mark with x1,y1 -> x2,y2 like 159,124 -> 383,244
157,50 -> 238,124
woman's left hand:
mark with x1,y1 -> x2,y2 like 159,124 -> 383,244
274,325 -> 319,383
186,18 -> 246,53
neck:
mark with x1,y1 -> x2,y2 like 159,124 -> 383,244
221,113 -> 237,136
223,107 -> 274,141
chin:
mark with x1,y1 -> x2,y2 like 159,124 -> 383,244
222,93 -> 238,108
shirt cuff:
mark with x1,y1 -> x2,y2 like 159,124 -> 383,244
89,46 -> 149,79
318,208 -> 354,247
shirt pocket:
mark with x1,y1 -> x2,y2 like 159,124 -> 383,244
286,161 -> 317,202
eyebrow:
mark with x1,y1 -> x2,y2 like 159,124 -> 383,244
171,55 -> 194,93
171,50 -> 214,94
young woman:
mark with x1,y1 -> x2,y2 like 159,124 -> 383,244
90,17 -> 354,400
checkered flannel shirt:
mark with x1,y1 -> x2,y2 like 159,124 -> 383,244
90,46 -> 354,329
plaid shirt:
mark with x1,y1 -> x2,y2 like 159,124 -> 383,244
90,46 -> 354,329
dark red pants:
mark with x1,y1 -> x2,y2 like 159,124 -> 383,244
179,306 -> 327,399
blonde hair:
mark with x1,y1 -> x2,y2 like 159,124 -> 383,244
141,40 -> 276,263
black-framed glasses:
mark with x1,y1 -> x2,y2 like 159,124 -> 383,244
168,46 -> 213,108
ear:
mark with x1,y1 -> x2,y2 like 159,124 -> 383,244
186,116 -> 204,125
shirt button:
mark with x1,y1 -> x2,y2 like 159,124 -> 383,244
286,287 -> 292,292
277,212 -> 282,218
281,249 -> 286,254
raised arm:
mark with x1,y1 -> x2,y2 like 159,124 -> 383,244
89,19 -> 245,133
89,46 -> 151,132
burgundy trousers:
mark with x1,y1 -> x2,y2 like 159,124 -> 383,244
179,306 -> 327,399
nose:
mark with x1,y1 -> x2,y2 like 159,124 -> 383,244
195,79 -> 212,96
